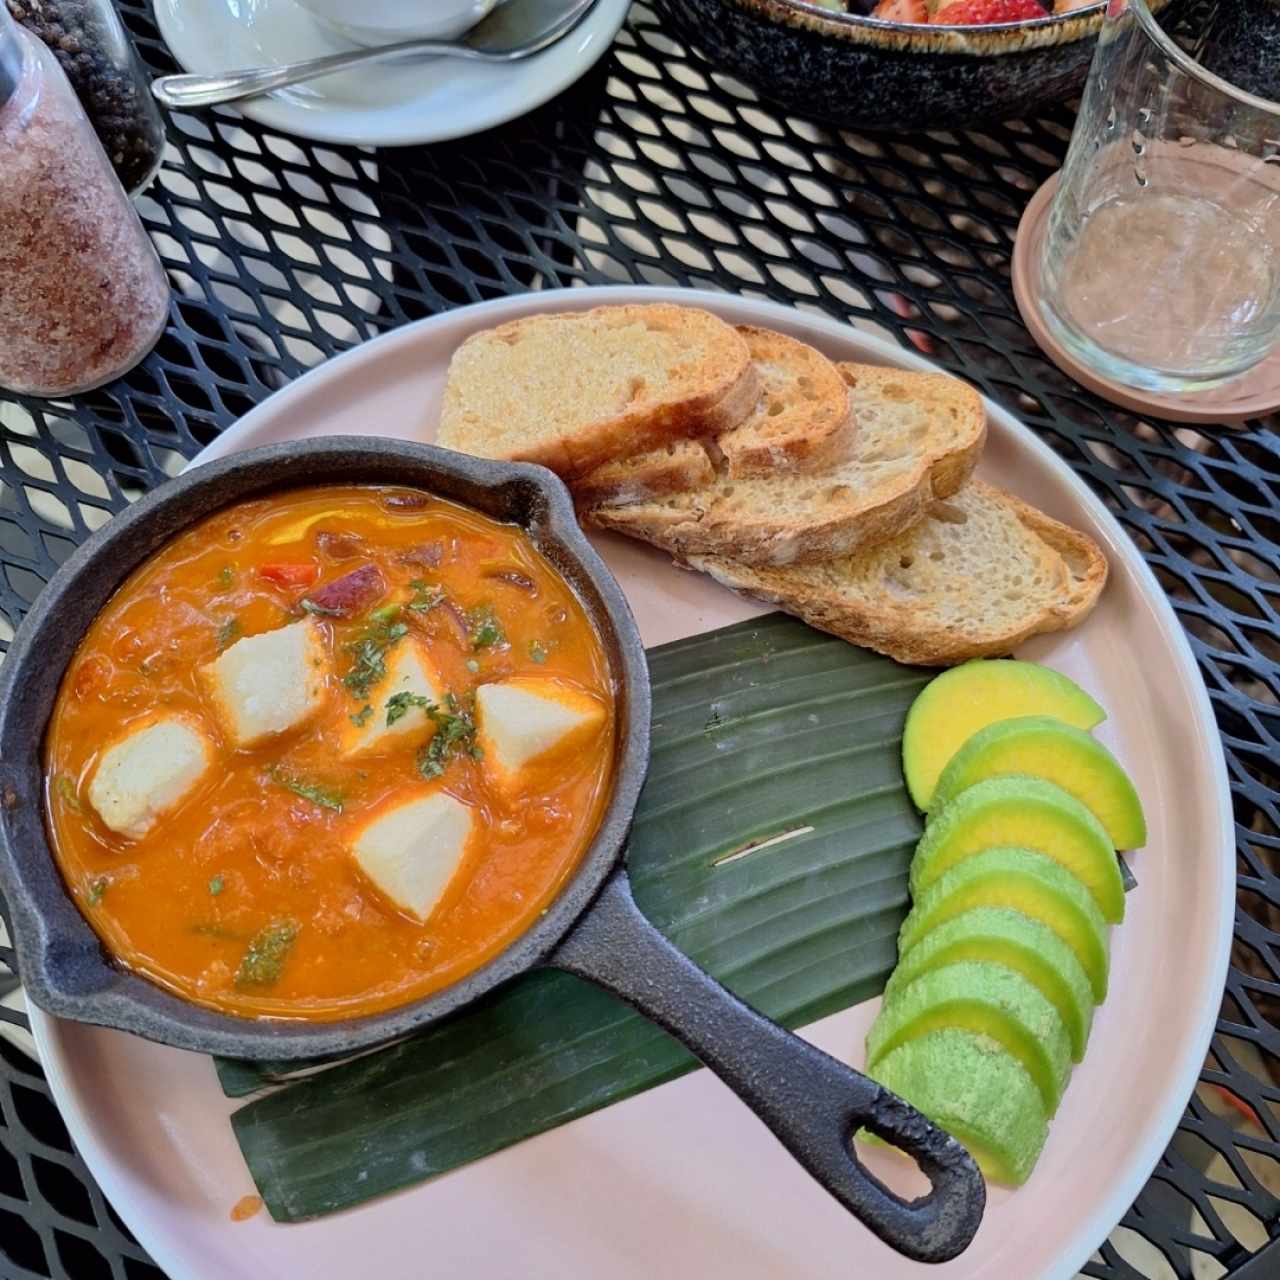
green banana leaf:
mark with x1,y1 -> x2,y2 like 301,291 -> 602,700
224,614 -> 930,1222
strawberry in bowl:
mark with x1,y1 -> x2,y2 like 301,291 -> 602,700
870,0 -> 1093,23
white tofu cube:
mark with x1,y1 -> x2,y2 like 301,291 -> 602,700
201,618 -> 328,749
88,716 -> 213,839
475,678 -> 606,787
351,790 -> 475,921
342,639 -> 443,758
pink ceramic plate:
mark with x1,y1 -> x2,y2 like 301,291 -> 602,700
30,287 -> 1232,1280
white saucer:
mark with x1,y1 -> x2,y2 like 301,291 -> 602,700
152,0 -> 631,147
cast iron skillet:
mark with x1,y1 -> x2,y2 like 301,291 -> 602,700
0,437 -> 984,1264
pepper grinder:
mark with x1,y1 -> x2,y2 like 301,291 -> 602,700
6,0 -> 167,195
0,6 -> 169,397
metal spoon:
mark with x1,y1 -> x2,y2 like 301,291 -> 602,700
151,0 -> 598,111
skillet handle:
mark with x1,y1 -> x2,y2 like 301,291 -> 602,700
549,869 -> 985,1265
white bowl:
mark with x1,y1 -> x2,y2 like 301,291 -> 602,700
292,0 -> 495,44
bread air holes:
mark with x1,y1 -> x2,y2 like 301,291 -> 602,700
766,399 -> 785,417
627,377 -> 647,403
827,484 -> 853,501
881,383 -> 909,402
796,375 -> 818,401
899,555 -> 915,570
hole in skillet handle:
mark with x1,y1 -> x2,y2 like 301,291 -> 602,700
549,870 -> 986,1264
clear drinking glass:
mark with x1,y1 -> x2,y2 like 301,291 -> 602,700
1039,0 -> 1280,393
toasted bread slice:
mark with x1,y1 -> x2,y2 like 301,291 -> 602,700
586,363 -> 986,567
689,481 -> 1108,667
573,326 -> 857,505
436,305 -> 760,479
573,438 -> 717,507
720,326 -> 855,477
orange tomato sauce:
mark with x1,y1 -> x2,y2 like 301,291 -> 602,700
43,485 -> 616,1021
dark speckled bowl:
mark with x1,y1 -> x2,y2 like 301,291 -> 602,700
653,0 -> 1177,132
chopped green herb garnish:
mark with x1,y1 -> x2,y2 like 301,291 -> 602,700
343,618 -> 409,699
269,769 -> 344,812
216,618 -> 242,652
386,691 -> 432,726
465,658 -> 480,674
217,566 -> 235,590
468,605 -> 506,651
368,603 -> 402,626
234,921 -> 299,989
530,639 -> 549,664
87,876 -> 109,906
408,580 -> 446,613
209,874 -> 225,896
350,704 -> 374,728
418,693 -> 480,779
300,598 -> 344,618
56,775 -> 81,812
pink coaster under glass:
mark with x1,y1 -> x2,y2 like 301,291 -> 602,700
1011,171 -> 1280,425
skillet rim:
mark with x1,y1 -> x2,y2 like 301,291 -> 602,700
0,436 -> 652,1060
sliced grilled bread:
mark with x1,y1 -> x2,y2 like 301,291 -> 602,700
573,438 -> 717,507
436,305 -> 760,479
573,326 -> 857,505
688,481 -> 1108,666
586,362 -> 986,567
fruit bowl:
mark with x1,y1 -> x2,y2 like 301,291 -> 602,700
650,0 -> 1178,133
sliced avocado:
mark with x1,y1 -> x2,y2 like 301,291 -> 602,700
865,1028 -> 1048,1186
911,777 -> 1125,923
930,715 -> 1147,849
885,906 -> 1095,1061
899,847 -> 1110,1002
867,960 -> 1072,1115
902,660 -> 1105,811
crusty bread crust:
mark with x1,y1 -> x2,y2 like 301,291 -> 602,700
436,305 -> 759,480
572,326 -> 856,505
572,439 -> 717,507
688,480 -> 1108,667
586,362 -> 986,567
999,489 -> 1109,627
718,326 -> 856,478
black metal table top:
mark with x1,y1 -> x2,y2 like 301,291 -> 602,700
1,3 -> 1277,1278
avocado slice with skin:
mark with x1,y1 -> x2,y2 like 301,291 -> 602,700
902,660 -> 1105,811
886,906 -> 1095,1061
864,1028 -> 1048,1185
867,960 -> 1072,1116
912,776 -> 1125,923
899,847 -> 1110,1002
929,715 -> 1147,850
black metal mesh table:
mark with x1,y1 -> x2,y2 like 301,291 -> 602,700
1,3 -> 1278,1277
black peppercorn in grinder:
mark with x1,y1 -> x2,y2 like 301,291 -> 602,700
4,0 -> 166,194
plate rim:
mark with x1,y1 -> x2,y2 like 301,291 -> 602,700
30,284 -> 1235,1280
150,0 -> 631,147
